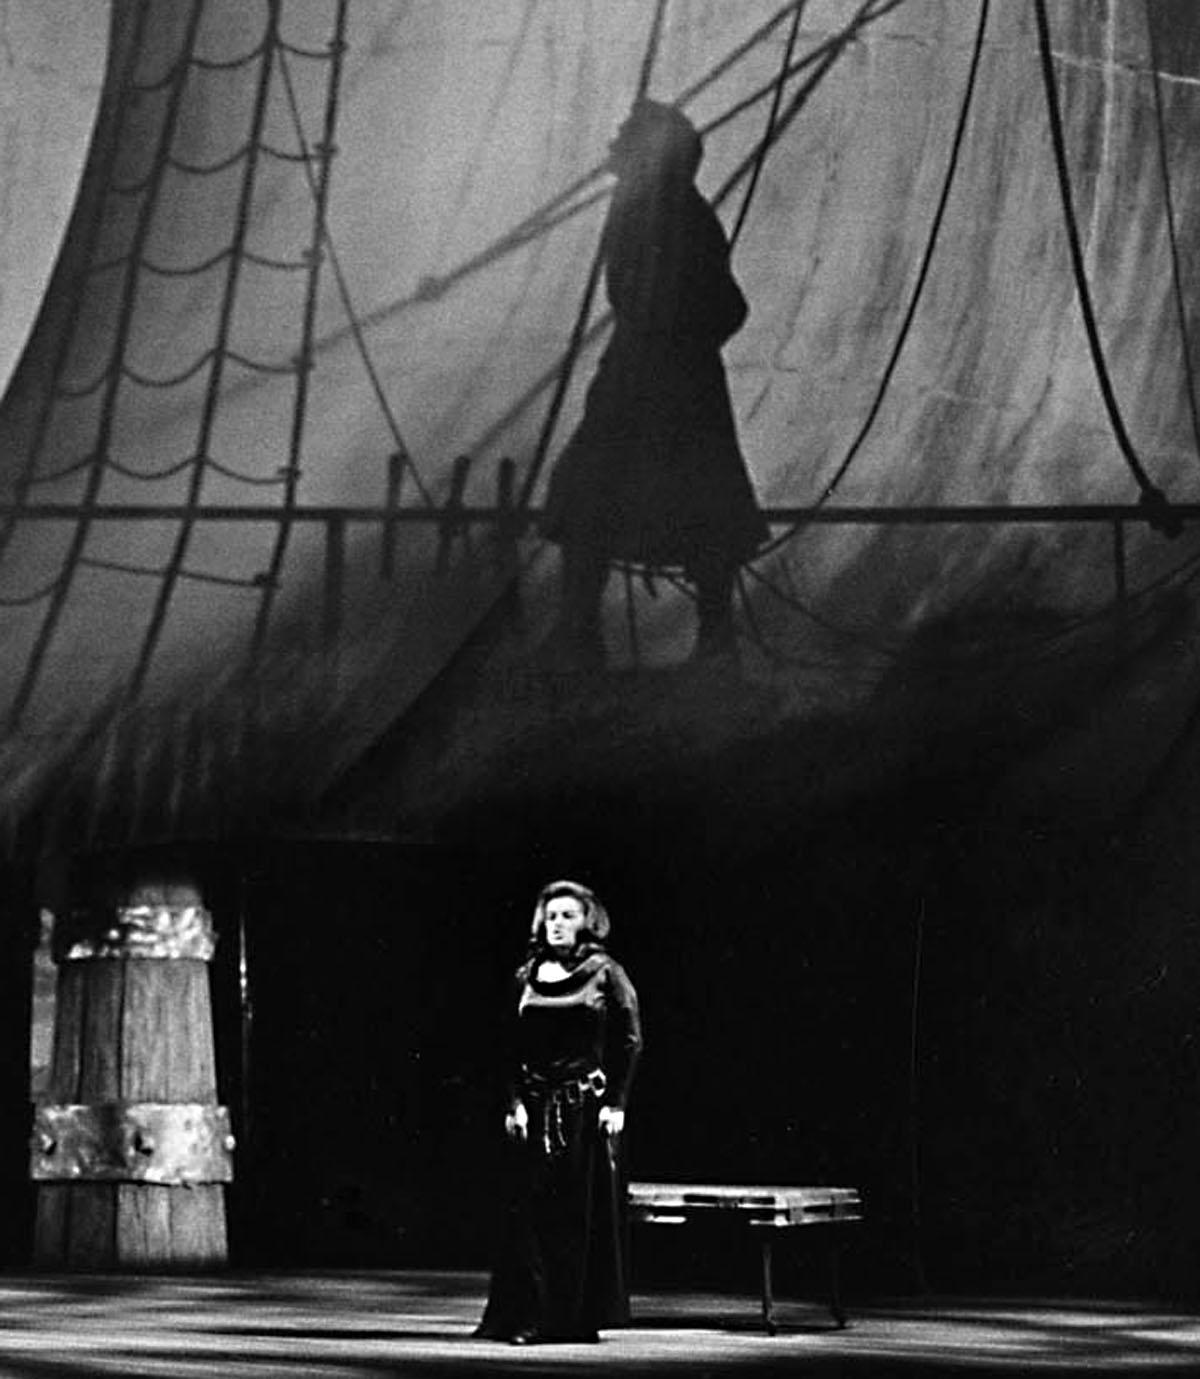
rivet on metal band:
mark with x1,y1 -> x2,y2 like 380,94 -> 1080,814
30,1103 -> 234,1184
54,904 -> 217,962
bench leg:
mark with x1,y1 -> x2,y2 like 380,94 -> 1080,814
830,1239 -> 848,1328
760,1236 -> 777,1335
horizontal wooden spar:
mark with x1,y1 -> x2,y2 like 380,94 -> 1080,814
0,501 -> 1192,526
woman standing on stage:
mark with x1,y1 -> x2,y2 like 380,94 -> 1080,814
475,879 -> 643,1345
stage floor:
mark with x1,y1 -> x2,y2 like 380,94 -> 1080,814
0,1271 -> 1196,1376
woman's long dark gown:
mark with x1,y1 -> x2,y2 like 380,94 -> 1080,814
477,948 -> 643,1342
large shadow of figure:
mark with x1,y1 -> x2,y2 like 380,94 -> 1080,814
542,100 -> 768,664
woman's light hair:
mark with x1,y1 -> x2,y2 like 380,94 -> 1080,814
530,878 -> 611,945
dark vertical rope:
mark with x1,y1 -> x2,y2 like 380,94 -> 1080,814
275,55 -> 432,508
250,0 -> 351,660
514,256 -> 604,511
128,6 -> 282,697
1032,0 -> 1173,520
813,0 -> 990,509
728,1 -> 807,250
734,567 -> 781,665
698,0 -> 907,149
1143,0 -> 1200,467
732,0 -> 987,565
636,0 -> 672,102
676,1 -> 806,110
6,0 -> 210,731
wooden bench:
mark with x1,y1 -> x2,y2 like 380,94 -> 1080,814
627,1182 -> 864,1333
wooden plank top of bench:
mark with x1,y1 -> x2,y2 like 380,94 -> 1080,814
627,1183 -> 864,1227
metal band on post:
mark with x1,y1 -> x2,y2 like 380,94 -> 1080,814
31,1103 -> 235,1185
54,901 -> 217,962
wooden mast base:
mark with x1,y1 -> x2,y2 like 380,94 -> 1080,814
32,879 -> 232,1269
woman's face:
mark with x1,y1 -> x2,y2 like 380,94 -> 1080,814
544,894 -> 587,953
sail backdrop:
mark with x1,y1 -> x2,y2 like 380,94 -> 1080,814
0,0 -> 1199,845
0,2 -> 109,406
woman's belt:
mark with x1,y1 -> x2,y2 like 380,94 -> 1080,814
521,1066 -> 607,1104
520,1067 -> 607,1155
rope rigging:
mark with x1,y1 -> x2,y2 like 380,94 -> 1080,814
248,0 -> 351,663
515,0 -> 900,514
85,245 -> 311,279
635,0 -> 672,103
728,2 -> 808,251
17,22 -> 428,538
0,573 -> 71,611
1031,0 -> 1178,535
453,1 -> 888,472
5,0 -> 210,731
592,0 -> 1200,674
749,0 -> 991,563
392,0 -> 680,674
26,448 -> 289,489
5,3 -> 1200,706
131,247 -> 237,277
517,0 -> 909,668
0,3 -> 349,657
354,2 -> 829,328
265,0 -> 1014,676
275,38 -> 433,508
129,0 -> 288,698
681,0 -> 1191,668
740,528 -> 1200,680
79,555 -> 262,590
515,0 -> 920,670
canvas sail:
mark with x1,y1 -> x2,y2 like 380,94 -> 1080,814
0,0 -> 1197,847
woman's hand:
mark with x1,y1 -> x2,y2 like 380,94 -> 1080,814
505,1102 -> 529,1141
598,1106 -> 625,1138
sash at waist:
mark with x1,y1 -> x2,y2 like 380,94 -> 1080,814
521,1065 -> 607,1103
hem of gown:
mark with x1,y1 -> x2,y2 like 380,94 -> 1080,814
473,1323 -> 605,1344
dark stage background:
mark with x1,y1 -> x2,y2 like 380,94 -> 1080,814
137,746 -> 1200,1304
